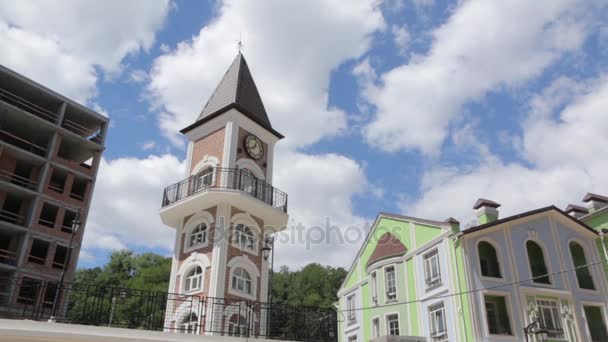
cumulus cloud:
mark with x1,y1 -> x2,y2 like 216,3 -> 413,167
360,0 -> 596,155
148,0 -> 385,147
0,1 -> 171,104
83,155 -> 185,254
403,75 -> 608,224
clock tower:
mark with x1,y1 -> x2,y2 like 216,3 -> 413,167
159,53 -> 288,335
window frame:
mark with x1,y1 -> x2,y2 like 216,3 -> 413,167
428,301 -> 448,342
525,240 -> 552,285
372,317 -> 380,339
483,293 -> 513,336
231,266 -> 253,296
386,313 -> 400,336
384,265 -> 397,302
536,299 -> 566,340
178,312 -> 199,334
193,167 -> 214,191
183,266 -> 203,293
346,293 -> 357,325
188,223 -> 208,249
477,239 -> 503,280
568,240 -> 596,291
370,271 -> 378,305
423,249 -> 442,290
582,304 -> 608,342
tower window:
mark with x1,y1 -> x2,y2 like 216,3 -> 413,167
193,168 -> 213,191
227,314 -> 247,336
231,267 -> 252,295
189,223 -> 207,248
184,266 -> 203,292
234,224 -> 255,251
179,312 -> 198,334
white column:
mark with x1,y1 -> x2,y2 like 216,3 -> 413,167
206,202 -> 231,335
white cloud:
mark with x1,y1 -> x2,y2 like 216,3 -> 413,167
129,69 -> 149,84
360,0 -> 596,155
391,24 -> 411,55
139,141 -> 157,151
273,150 -> 369,268
0,1 -> 171,104
148,0 -> 385,147
403,75 -> 608,223
83,155 -> 185,254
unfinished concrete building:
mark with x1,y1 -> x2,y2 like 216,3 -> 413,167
0,65 -> 109,311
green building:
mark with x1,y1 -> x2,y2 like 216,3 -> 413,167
338,195 -> 608,342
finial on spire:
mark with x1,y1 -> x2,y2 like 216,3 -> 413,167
237,32 -> 244,54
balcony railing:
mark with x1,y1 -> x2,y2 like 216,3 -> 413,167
0,209 -> 25,225
0,279 -> 337,342
0,248 -> 17,266
162,168 -> 288,213
0,169 -> 38,190
0,129 -> 48,157
0,87 -> 58,124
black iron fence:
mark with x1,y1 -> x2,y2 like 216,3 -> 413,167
162,167 -> 288,213
0,279 -> 336,342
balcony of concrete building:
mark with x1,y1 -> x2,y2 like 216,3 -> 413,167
0,148 -> 43,192
0,230 -> 22,268
37,202 -> 60,230
61,104 -> 106,145
0,192 -> 31,228
53,133 -> 100,176
0,73 -> 63,126
26,239 -> 50,267
0,112 -> 54,158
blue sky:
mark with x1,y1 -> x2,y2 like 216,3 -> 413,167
1,0 -> 608,270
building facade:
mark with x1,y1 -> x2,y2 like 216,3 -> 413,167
159,53 -> 289,335
338,197 -> 608,342
0,66 -> 109,312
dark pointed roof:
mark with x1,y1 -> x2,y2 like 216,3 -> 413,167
181,53 -> 283,138
367,233 -> 407,267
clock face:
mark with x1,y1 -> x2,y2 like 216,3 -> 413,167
245,134 -> 264,160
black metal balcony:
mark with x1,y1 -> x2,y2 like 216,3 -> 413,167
162,168 -> 288,213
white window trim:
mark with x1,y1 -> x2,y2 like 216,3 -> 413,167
480,290 -> 515,338
567,238 -> 598,293
524,238 -> 553,286
176,253 -> 211,295
423,249 -> 442,290
231,213 -> 260,256
191,155 -> 219,176
183,265 -> 204,293
231,267 -> 253,297
535,298 -> 566,340
346,293 -> 357,325
383,265 -> 397,302
227,256 -> 259,300
428,301 -> 448,342
370,271 -> 378,305
385,312 -> 400,336
476,238 -> 504,281
580,301 -> 608,342
183,211 -> 215,254
372,316 -> 381,339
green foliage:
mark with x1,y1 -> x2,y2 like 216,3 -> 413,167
271,263 -> 347,308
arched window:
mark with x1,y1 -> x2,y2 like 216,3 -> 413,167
231,267 -> 252,295
184,266 -> 203,292
239,168 -> 257,195
526,241 -> 550,284
179,312 -> 198,334
194,168 -> 213,190
234,224 -> 255,251
569,242 -> 595,290
189,223 -> 207,248
227,314 -> 247,336
478,241 -> 501,278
